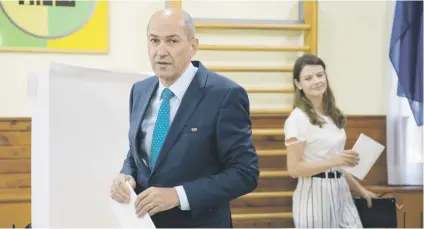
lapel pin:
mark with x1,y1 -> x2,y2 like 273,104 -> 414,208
191,128 -> 198,132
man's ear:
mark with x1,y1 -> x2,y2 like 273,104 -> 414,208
190,38 -> 199,55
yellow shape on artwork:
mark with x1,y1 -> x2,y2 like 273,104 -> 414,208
1,1 -> 49,37
47,0 -> 108,53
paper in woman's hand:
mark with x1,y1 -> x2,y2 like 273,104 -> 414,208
110,181 -> 156,228
342,134 -> 385,180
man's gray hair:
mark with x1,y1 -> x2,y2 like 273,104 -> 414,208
182,10 -> 196,39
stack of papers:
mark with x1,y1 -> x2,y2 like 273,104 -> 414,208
343,134 -> 385,180
110,182 -> 156,228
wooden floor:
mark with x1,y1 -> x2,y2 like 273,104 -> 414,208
0,114 -> 423,228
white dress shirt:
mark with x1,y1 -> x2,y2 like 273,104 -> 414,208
140,63 -> 198,211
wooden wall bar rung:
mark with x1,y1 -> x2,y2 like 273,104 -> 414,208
195,23 -> 310,30
246,88 -> 293,93
241,191 -> 293,199
232,212 -> 292,220
208,66 -> 293,72
260,170 -> 289,177
252,128 -> 285,136
199,44 -> 310,52
250,109 -> 292,116
258,150 -> 287,156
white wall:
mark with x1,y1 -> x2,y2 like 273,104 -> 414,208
0,0 -> 394,117
318,0 -> 394,115
0,0 -> 164,117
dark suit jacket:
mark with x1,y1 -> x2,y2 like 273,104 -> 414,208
120,60 -> 259,228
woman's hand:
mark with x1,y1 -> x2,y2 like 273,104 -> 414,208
329,149 -> 359,167
343,172 -> 378,208
358,187 -> 378,208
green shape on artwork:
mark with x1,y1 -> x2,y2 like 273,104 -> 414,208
0,10 -> 47,48
48,1 -> 96,38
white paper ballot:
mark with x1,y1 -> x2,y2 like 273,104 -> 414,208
342,134 -> 385,180
110,182 -> 156,228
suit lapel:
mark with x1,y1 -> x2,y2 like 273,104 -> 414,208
133,78 -> 158,163
151,62 -> 208,175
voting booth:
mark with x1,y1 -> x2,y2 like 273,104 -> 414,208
29,62 -> 391,228
30,62 -> 152,228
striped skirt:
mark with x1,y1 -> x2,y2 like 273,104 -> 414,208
292,175 -> 363,228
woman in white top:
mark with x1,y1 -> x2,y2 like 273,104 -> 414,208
284,54 -> 377,228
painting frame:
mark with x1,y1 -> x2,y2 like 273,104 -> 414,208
0,0 -> 109,54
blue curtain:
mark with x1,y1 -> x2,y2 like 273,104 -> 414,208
389,0 -> 423,126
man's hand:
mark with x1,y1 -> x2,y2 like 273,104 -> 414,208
110,174 -> 136,203
135,187 -> 180,217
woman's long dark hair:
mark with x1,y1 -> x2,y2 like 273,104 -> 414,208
292,54 -> 345,129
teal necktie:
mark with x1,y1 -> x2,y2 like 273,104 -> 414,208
150,88 -> 174,169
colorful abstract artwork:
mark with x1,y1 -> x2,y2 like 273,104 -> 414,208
0,0 -> 108,53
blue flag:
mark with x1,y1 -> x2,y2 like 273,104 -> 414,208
389,1 -> 423,126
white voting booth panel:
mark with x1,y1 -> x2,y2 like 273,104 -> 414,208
31,62 -> 151,228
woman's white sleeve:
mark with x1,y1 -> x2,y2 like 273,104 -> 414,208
284,114 -> 306,145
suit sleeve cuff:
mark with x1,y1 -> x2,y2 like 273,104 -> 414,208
175,185 -> 191,211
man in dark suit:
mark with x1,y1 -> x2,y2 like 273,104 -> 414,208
110,8 -> 259,228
